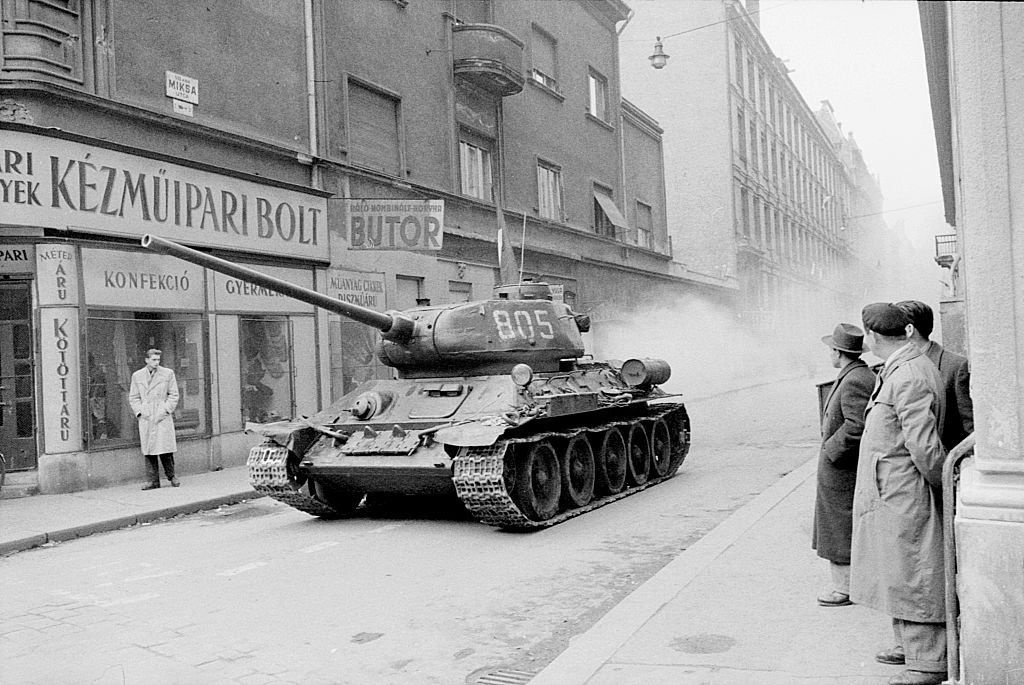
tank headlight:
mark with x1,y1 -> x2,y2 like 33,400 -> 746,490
510,363 -> 534,387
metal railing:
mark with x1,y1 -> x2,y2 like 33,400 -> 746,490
935,233 -> 958,258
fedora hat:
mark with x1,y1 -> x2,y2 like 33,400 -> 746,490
821,323 -> 867,355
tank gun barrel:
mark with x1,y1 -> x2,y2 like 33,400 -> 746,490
141,235 -> 415,342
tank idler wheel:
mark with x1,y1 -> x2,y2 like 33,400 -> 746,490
649,419 -> 673,478
512,441 -> 562,521
311,480 -> 364,518
626,423 -> 650,486
594,428 -> 628,495
560,434 -> 596,509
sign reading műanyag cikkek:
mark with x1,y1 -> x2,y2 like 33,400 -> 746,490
345,199 -> 444,251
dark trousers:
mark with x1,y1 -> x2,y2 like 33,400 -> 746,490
144,453 -> 175,483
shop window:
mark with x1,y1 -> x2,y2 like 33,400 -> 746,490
449,281 -> 473,303
347,79 -> 402,176
86,312 -> 207,447
537,160 -> 563,221
329,317 -> 391,400
239,317 -> 295,424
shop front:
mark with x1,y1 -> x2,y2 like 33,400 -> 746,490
0,125 -> 329,493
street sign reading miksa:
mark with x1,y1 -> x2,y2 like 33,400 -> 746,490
165,71 -> 199,105
345,199 -> 444,251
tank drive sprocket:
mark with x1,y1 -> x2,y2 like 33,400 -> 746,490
247,442 -> 344,518
453,403 -> 690,529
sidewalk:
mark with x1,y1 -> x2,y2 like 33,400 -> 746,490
531,457 -> 905,685
0,466 -> 260,556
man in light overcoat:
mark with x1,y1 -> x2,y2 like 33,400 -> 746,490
850,303 -> 947,685
128,348 -> 180,489
813,323 -> 874,607
894,300 -> 973,452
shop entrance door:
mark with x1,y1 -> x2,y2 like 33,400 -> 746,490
0,282 -> 36,470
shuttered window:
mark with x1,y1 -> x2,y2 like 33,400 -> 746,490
537,160 -> 562,221
531,26 -> 558,91
348,81 -> 401,176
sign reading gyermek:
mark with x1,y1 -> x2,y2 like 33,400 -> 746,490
345,199 -> 443,251
1,130 -> 329,261
165,71 -> 199,105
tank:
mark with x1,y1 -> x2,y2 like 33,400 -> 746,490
142,235 -> 690,529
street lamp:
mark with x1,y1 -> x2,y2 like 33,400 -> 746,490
649,36 -> 669,69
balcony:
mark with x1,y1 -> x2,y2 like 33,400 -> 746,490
452,24 -> 524,97
934,233 -> 957,268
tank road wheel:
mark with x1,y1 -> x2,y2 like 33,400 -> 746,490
626,423 -> 650,486
512,441 -> 562,521
560,435 -> 596,509
310,480 -> 364,518
649,419 -> 673,478
594,428 -> 628,495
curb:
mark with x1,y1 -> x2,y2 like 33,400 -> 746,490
529,455 -> 818,685
0,491 -> 263,556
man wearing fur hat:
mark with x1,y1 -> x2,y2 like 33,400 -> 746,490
850,303 -> 947,685
813,323 -> 874,608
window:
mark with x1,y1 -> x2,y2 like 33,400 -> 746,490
448,281 -> 473,303
530,26 -> 558,91
635,201 -> 653,249
758,69 -> 766,112
396,275 -> 424,308
760,134 -> 769,178
593,184 -> 627,238
739,187 -> 750,236
733,39 -> 744,86
737,110 -> 746,160
453,0 -> 489,23
746,58 -> 755,99
537,160 -> 563,221
753,197 -> 763,245
86,311 -> 207,446
588,69 -> 608,121
459,130 -> 494,201
347,80 -> 401,176
240,317 -> 294,423
750,122 -> 758,169
771,141 -> 778,183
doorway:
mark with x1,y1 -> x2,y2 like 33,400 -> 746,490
0,281 -> 37,470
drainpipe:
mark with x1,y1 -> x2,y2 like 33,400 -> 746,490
943,432 -> 976,685
303,0 -> 320,174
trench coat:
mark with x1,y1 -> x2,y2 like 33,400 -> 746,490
128,366 -> 180,456
849,343 -> 947,622
924,341 -> 974,452
812,359 -> 874,563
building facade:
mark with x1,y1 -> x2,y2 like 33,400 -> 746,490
619,0 -> 893,331
920,3 -> 1024,681
0,0 -> 720,494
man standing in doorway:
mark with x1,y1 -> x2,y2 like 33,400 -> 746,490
850,303 -> 947,685
894,300 -> 974,452
129,348 -> 180,489
813,323 -> 874,608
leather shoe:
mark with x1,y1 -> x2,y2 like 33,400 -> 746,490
170,477 -> 181,487
876,646 -> 907,665
888,669 -> 946,685
141,482 -> 160,490
817,590 -> 852,607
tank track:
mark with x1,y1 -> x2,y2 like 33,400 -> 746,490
452,403 -> 690,530
246,441 -> 340,517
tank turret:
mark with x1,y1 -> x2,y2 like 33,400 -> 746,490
141,235 -> 584,375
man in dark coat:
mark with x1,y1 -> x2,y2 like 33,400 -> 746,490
895,300 -> 973,452
813,323 -> 875,607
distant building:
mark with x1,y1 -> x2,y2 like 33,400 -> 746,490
0,0 -> 724,494
620,0 -> 890,330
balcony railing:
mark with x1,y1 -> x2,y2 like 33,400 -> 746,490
935,233 -> 957,269
452,24 -> 524,97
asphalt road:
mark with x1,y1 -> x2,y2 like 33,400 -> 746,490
0,376 -> 821,685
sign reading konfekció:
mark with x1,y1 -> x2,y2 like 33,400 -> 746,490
1,129 -> 329,261
345,199 -> 444,251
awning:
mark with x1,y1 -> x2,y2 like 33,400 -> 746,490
593,192 -> 629,230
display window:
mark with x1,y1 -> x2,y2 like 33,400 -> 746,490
239,316 -> 295,423
85,311 -> 209,447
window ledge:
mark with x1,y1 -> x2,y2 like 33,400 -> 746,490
585,112 -> 614,131
527,78 -> 565,102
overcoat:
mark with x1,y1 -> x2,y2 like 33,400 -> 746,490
850,343 -> 946,622
812,358 -> 874,563
128,366 -> 179,455
924,340 -> 974,452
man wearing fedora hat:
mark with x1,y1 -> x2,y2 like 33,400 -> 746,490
813,323 -> 874,608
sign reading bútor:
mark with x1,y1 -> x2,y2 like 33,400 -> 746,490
345,199 -> 443,251
165,71 -> 199,105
